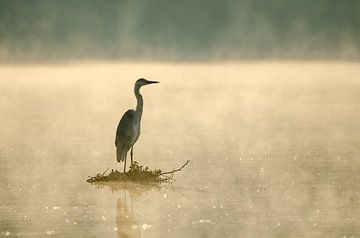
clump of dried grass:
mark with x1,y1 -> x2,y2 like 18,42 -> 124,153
87,160 -> 190,184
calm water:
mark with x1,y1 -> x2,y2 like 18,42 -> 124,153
0,62 -> 360,237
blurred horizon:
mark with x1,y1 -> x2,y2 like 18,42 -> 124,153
1,0 -> 360,63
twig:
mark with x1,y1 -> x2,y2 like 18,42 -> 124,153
159,160 -> 190,176
102,168 -> 110,176
86,168 -> 110,182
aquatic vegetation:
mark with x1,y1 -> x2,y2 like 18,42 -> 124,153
87,160 -> 190,184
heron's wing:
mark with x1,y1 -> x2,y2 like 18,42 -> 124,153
115,109 -> 135,147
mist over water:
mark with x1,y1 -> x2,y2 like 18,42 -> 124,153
0,62 -> 360,237
0,0 -> 360,61
1,1 -> 360,237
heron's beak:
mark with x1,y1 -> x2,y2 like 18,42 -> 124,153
146,80 -> 160,85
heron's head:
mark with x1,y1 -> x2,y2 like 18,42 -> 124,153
135,78 -> 159,87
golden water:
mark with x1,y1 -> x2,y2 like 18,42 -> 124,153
0,62 -> 360,237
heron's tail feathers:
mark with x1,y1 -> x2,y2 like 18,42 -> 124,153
116,147 -> 126,162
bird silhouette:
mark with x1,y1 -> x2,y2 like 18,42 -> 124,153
115,78 -> 159,173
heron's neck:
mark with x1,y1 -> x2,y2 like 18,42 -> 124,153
134,86 -> 143,116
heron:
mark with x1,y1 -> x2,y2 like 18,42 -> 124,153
115,78 -> 159,173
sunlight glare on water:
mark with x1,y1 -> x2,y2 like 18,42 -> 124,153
0,62 -> 360,237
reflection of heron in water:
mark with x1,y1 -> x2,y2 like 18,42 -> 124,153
116,191 -> 141,238
115,78 -> 159,173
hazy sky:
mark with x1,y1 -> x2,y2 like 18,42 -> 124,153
0,0 -> 359,62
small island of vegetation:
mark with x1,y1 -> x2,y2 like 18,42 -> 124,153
87,160 -> 190,185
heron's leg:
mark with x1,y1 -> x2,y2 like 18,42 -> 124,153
123,154 -> 127,173
130,146 -> 134,165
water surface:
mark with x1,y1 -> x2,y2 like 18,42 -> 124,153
0,62 -> 360,237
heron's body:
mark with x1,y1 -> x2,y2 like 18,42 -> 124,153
115,109 -> 141,162
115,78 -> 159,172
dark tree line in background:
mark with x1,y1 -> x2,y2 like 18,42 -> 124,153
0,0 -> 359,62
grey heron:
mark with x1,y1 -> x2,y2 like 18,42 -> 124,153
115,78 -> 159,173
